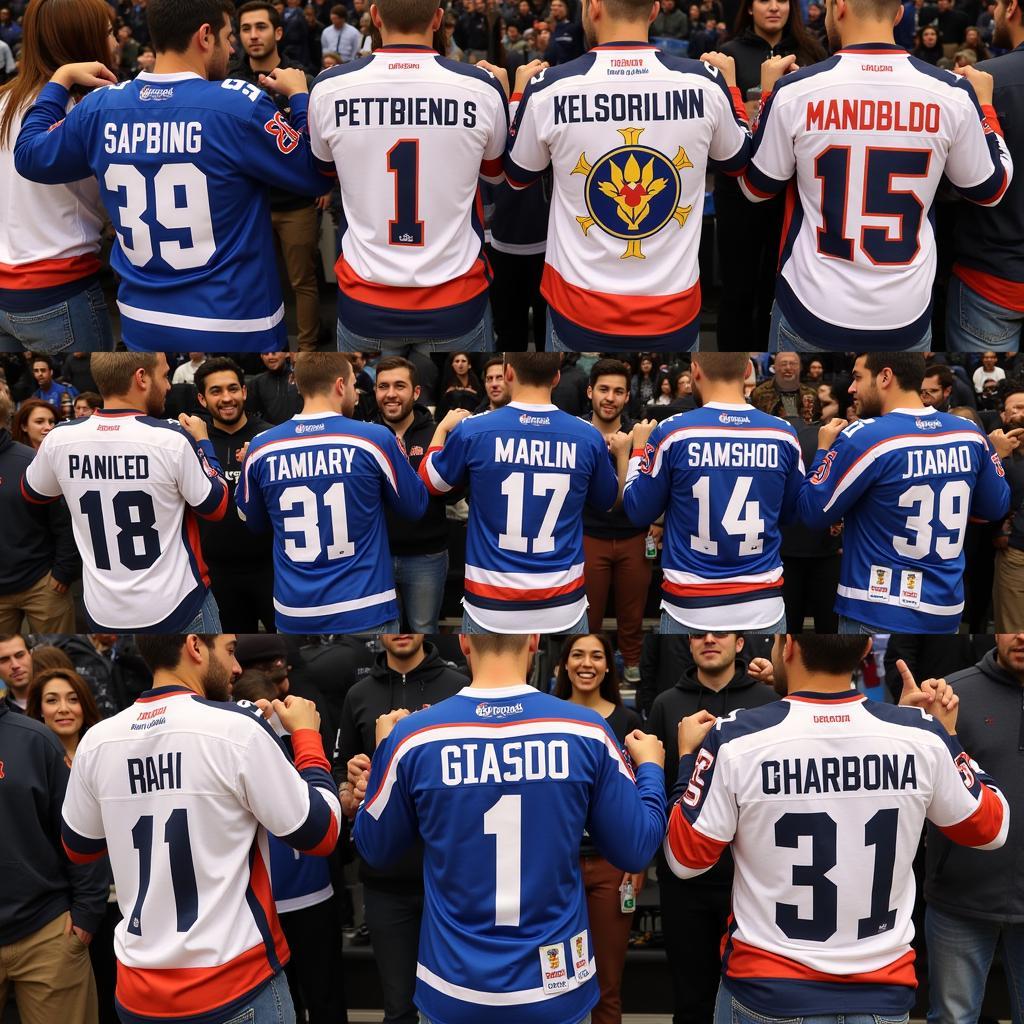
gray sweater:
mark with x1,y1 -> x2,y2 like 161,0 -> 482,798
925,648 -> 1024,922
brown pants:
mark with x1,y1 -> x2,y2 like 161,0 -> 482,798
0,572 -> 75,632
0,912 -> 98,1024
994,545 -> 1024,632
583,533 -> 652,667
581,856 -> 633,1024
272,205 -> 321,351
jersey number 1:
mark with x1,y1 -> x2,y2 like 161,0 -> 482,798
128,809 -> 198,937
483,794 -> 522,927
387,140 -> 424,246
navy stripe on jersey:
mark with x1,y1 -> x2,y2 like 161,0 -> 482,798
85,577 -> 208,633
113,983 -> 276,1024
280,770 -> 338,852
244,841 -> 284,975
61,822 -> 108,862
664,582 -> 784,612
549,305 -> 700,351
723,977 -> 915,1018
337,287 -> 490,339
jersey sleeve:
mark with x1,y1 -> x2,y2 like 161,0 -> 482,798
622,420 -> 672,528
779,435 -> 807,526
944,78 -> 1012,207
61,746 -> 109,864
381,431 -> 430,521
968,434 -> 1010,523
584,728 -> 668,873
238,715 -> 341,856
175,433 -> 229,521
663,728 -> 736,879
796,425 -> 873,529
236,443 -> 270,532
700,63 -> 751,177
419,421 -> 470,496
479,72 -> 510,184
505,76 -> 551,189
21,441 -> 62,505
739,85 -> 795,202
922,717 -> 1009,851
13,82 -> 93,184
586,432 -> 619,513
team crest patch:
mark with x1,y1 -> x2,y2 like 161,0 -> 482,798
264,112 -> 301,154
572,127 -> 693,259
810,448 -> 838,484
638,440 -> 656,475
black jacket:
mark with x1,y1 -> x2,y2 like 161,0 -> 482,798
925,648 -> 1024,922
378,403 -> 450,556
720,29 -> 805,97
0,430 -> 79,594
581,412 -> 642,540
48,635 -> 152,718
647,663 -> 779,885
338,644 -> 468,884
0,702 -> 108,943
247,366 -> 303,425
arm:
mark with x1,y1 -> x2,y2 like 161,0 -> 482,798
21,442 -> 61,505
477,68 -> 510,184
418,412 -> 471,496
622,419 -> 671,528
504,72 -> 551,189
47,497 -> 81,587
945,69 -> 1012,207
795,423 -> 872,530
235,443 -> 271,533
779,435 -> 806,527
173,422 -> 229,522
968,432 -> 1011,523
738,58 -> 798,203
699,55 -> 751,178
382,430 -> 430,522
587,430 -> 621,513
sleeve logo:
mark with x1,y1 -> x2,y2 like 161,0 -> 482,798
264,112 -> 301,154
810,448 -> 838,485
638,440 -> 656,475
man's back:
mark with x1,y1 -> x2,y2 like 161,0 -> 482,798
354,684 -> 667,1024
623,402 -> 804,629
21,410 -> 228,631
61,684 -> 341,1022
798,409 -> 1009,631
14,74 -> 329,351
420,403 -> 618,632
237,411 -> 428,632
742,46 -> 1011,348
506,46 -> 750,349
665,693 -> 1009,1017
308,49 -> 507,339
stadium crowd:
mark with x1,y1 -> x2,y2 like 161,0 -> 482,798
0,629 -> 1020,1024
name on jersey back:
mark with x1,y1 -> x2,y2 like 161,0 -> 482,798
805,99 -> 941,134
332,96 -> 479,128
553,89 -> 707,125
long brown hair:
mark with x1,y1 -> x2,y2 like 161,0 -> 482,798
553,634 -> 623,707
0,0 -> 115,148
730,0 -> 825,67
26,668 -> 102,740
11,398 -> 57,447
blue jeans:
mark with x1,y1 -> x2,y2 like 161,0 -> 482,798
660,610 -> 786,636
421,1017 -> 591,1024
363,617 -> 402,636
337,306 -> 492,354
769,302 -> 929,353
838,614 -> 877,635
0,280 -> 114,354
211,971 -> 294,1024
393,551 -> 448,634
945,273 -> 1023,352
714,984 -> 909,1024
182,590 -> 223,633
925,904 -> 1024,1024
461,608 -> 589,634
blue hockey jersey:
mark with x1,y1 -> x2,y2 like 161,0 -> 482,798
623,402 -> 804,630
419,403 -> 619,632
354,684 -> 667,1024
236,412 -> 428,632
797,408 -> 1010,632
14,74 -> 330,352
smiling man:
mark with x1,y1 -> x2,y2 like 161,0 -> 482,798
0,633 -> 33,709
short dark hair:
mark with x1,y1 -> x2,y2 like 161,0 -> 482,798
232,668 -> 277,703
135,635 -> 212,673
31,353 -> 55,369
862,353 -> 926,393
195,356 -> 245,394
75,391 -> 103,410
1002,383 -> 1024,408
482,356 -> 505,375
791,635 -> 870,675
331,3 -> 348,17
504,353 -> 560,388
147,0 -> 236,53
466,635 -> 532,656
237,0 -> 281,26
374,0 -> 440,32
588,358 -> 630,390
375,356 -> 417,387
922,363 -> 953,389
692,352 -> 750,383
293,352 -> 353,398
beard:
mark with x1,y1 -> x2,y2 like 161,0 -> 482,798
771,655 -> 788,697
855,388 -> 882,419
202,657 -> 234,703
145,388 -> 166,417
992,16 -> 1011,48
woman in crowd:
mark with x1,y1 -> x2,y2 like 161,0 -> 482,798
914,25 -> 944,63
962,25 -> 991,60
817,382 -> 842,421
554,633 -> 644,1024
674,369 -> 693,399
713,0 -> 825,347
629,354 -> 659,417
435,351 -> 482,420
0,0 -> 116,353
11,397 -> 56,449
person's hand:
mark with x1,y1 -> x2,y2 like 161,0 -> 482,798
607,431 -> 631,460
375,708 -> 411,747
623,870 -> 646,895
761,52 -> 797,94
817,417 -> 848,451
179,413 -> 209,443
514,58 -> 548,95
64,915 -> 93,947
958,64 -> 994,106
896,659 -> 959,735
51,62 -> 117,90
439,408 -> 472,434
316,193 -> 332,211
271,694 -> 320,734
989,426 -> 1023,460
236,442 -> 250,464
339,783 -> 360,818
630,419 -> 658,452
624,729 -> 665,767
49,574 -> 69,595
747,657 -> 774,686
259,66 -> 309,98
678,710 -> 717,756
699,51 -> 737,88
476,60 -> 510,98
648,524 -> 664,549
347,752 -> 372,787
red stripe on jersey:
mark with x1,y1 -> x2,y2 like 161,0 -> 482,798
663,578 -> 783,597
418,450 -> 447,496
195,482 -> 228,522
250,843 -> 290,970
954,264 -> 1024,312
786,693 -> 865,704
62,839 -> 106,864
0,253 -> 102,290
725,939 -> 917,988
464,575 -> 585,601
481,156 -> 503,177
778,181 -> 797,270
183,510 -> 211,589
728,85 -> 748,124
666,806 -> 728,869
741,173 -> 775,199
981,104 -> 1004,137
292,730 -> 331,773
938,783 -> 1005,847
974,170 -> 1009,206
20,478 -> 57,505
335,255 -> 489,310
304,812 -> 340,857
541,265 -> 701,336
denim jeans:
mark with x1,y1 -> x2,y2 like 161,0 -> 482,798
925,904 -> 1024,1024
837,614 -> 878,635
713,984 -> 909,1024
769,302 -> 930,353
660,610 -> 786,636
461,609 -> 589,634
217,971 -> 295,1024
182,590 -> 223,633
945,273 -> 1024,352
420,1017 -> 591,1024
0,281 -> 114,354
393,551 -> 448,634
336,306 -> 492,354
363,617 -> 402,637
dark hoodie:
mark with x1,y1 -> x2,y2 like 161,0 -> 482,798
339,642 -> 468,884
925,647 -> 1024,922
647,662 -> 779,884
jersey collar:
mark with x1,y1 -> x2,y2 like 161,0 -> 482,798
459,684 -> 536,698
592,41 -> 657,49
94,408 -> 144,417
702,401 -> 755,411
136,70 -> 205,82
837,42 -> 907,54
375,44 -> 436,52
786,690 -> 866,704
509,401 -> 558,412
136,685 -> 195,703
890,406 -> 936,415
